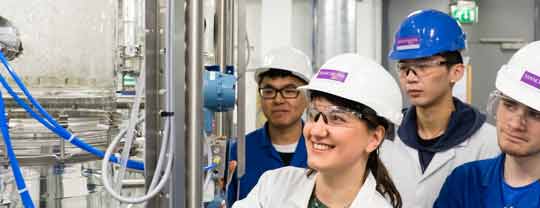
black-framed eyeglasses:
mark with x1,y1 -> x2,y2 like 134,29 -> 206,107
258,86 -> 301,99
397,60 -> 447,78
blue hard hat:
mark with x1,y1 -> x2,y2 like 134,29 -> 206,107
389,9 -> 466,60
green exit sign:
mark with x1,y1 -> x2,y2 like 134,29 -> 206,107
450,1 -> 478,24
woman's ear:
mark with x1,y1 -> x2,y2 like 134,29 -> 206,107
366,125 -> 385,153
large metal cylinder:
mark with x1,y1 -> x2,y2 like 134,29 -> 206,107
314,0 -> 357,68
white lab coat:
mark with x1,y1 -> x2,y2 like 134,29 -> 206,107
232,166 -> 393,208
379,123 -> 500,208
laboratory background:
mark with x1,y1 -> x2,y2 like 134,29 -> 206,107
0,0 -> 535,207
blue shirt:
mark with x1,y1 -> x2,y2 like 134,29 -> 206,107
226,122 -> 308,207
434,154 -> 540,208
502,177 -> 540,207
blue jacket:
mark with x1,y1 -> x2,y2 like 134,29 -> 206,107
226,122 -> 308,207
434,154 -> 540,208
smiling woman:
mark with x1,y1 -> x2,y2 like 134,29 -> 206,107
232,53 -> 403,208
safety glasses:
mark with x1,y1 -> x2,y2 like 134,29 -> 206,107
396,60 -> 447,78
496,92 -> 540,123
306,104 -> 377,128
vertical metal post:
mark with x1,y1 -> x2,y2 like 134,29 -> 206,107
215,0 -> 231,137
169,0 -> 186,207
228,0 -> 235,66
235,0 -> 247,179
226,0 -> 236,138
216,0 -> 227,69
144,0 -> 161,207
58,114 -> 68,160
186,0 -> 204,207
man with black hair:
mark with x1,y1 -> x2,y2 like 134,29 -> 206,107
379,9 -> 500,208
227,47 -> 312,206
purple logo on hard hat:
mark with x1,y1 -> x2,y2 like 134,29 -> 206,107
521,70 -> 540,89
396,36 -> 420,51
317,69 -> 348,82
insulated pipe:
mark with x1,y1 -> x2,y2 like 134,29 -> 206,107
186,0 -> 204,207
314,0 -> 357,68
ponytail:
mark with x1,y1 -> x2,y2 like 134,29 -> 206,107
367,150 -> 402,208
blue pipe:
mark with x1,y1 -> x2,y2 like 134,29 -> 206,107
0,90 -> 35,208
0,52 -> 144,170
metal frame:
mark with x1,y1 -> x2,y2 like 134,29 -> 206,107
215,0 -> 232,138
236,0 -> 247,180
144,0 -> 162,206
170,0 -> 187,207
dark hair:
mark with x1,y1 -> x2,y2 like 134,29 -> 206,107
436,51 -> 463,69
306,90 -> 402,208
257,68 -> 307,85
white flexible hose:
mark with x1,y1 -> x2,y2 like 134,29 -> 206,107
101,117 -> 174,203
101,65 -> 175,203
114,68 -> 145,194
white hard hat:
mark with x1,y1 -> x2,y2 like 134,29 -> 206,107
301,53 -> 403,125
496,41 -> 540,112
253,47 -> 312,83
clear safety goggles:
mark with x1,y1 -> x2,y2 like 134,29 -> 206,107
306,104 -> 378,128
487,90 -> 540,123
396,60 -> 447,78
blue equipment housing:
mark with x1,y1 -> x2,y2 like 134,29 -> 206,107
203,67 -> 236,112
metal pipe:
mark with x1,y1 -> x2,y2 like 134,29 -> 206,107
236,0 -> 247,178
225,0 -> 236,138
214,0 -> 231,137
144,0 -> 161,206
170,0 -> 186,207
228,0 -> 235,66
216,0 -> 227,69
314,0 -> 357,68
186,0 -> 204,207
